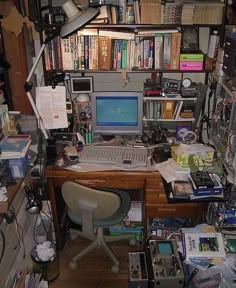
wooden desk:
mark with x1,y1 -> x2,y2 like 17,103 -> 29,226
45,166 -> 208,250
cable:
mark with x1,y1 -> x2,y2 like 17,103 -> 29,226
0,229 -> 5,264
9,206 -> 26,259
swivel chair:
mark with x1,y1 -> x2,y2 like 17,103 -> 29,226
61,181 -> 136,273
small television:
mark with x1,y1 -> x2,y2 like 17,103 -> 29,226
91,91 -> 143,136
70,76 -> 93,94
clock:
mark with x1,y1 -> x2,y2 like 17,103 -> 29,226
182,78 -> 192,88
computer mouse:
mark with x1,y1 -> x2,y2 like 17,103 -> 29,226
55,156 -> 65,167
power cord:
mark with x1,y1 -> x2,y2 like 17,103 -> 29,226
0,229 -> 5,264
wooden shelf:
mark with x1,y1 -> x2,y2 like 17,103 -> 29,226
144,97 -> 197,101
144,118 -> 195,122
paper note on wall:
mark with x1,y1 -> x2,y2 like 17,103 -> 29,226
36,86 -> 68,130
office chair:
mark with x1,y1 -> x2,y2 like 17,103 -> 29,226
61,181 -> 136,273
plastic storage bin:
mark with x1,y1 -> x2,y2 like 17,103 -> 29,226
8,155 -> 29,178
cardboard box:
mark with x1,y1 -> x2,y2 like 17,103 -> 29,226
171,145 -> 214,168
180,61 -> 203,71
180,53 -> 204,62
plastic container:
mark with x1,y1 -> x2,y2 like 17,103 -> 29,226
31,247 -> 60,282
8,155 -> 29,179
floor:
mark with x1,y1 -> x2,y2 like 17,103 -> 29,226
48,234 -> 142,288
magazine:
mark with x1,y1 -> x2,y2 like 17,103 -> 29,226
182,232 -> 226,259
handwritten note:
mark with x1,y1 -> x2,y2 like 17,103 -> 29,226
36,86 -> 68,130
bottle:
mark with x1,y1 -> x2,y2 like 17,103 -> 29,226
207,30 -> 220,59
118,0 -> 127,23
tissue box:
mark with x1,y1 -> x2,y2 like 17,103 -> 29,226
171,145 -> 214,168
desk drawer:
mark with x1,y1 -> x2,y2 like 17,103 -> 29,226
146,190 -> 167,204
145,204 -> 205,221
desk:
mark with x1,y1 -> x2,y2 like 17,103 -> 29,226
45,166 -> 208,250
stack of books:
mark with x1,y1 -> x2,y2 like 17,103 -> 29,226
109,201 -> 143,240
0,134 -> 31,159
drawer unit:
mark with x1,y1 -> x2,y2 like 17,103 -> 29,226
145,203 -> 207,224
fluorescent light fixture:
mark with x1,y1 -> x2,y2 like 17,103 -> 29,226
60,0 -> 100,38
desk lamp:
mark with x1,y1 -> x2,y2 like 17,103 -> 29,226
24,0 -> 99,139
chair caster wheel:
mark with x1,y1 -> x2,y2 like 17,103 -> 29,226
111,265 -> 119,273
129,238 -> 136,246
69,260 -> 77,270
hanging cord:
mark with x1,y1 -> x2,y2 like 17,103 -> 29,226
9,205 -> 26,259
0,229 -> 5,264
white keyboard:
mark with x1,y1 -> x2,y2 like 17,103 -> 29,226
79,145 -> 148,168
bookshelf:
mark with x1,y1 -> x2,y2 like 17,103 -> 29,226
35,0 -> 227,75
35,0 -> 226,132
143,96 -> 197,123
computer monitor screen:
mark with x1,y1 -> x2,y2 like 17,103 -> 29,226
91,92 -> 143,136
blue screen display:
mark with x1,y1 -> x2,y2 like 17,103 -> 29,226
96,96 -> 138,126
157,242 -> 173,254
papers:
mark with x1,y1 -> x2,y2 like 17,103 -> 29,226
36,86 -> 68,130
154,158 -> 190,183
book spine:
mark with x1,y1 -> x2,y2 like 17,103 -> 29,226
163,33 -> 171,69
170,32 -> 181,70
98,37 -> 112,70
116,39 -> 122,69
122,40 -> 128,69
84,35 -> 89,69
154,34 -> 163,69
73,33 -> 78,71
80,35 -> 85,70
77,34 -> 82,70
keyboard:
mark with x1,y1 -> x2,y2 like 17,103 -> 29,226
79,145 -> 148,168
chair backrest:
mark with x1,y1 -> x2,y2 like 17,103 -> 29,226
61,181 -> 121,219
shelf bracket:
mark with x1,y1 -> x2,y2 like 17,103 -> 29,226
121,71 -> 129,88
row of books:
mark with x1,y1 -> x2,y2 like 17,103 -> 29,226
90,0 -> 224,25
143,99 -> 194,121
44,30 -> 181,71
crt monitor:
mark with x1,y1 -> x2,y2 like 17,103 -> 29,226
91,91 -> 143,136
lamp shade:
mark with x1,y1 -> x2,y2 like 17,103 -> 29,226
60,0 -> 100,38
76,93 -> 90,103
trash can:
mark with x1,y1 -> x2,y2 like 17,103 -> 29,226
31,245 -> 60,282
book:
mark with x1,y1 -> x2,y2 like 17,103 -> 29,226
175,100 -> 183,119
0,134 -> 31,159
172,180 -> 193,199
98,30 -> 135,40
182,232 -> 226,259
170,32 -> 181,70
98,37 -> 113,70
